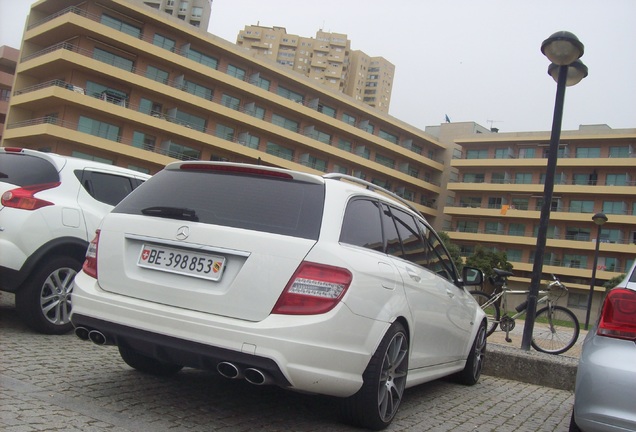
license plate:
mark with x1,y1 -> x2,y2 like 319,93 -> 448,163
137,244 -> 225,281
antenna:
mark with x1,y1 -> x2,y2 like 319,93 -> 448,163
487,119 -> 503,129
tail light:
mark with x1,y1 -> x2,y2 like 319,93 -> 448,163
1,182 -> 60,210
82,230 -> 101,279
272,262 -> 352,315
597,288 -> 636,341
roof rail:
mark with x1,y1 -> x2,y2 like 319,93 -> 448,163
323,173 -> 425,218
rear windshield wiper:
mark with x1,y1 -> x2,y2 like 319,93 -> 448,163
141,206 -> 199,221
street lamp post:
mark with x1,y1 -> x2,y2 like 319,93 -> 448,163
521,31 -> 588,351
585,212 -> 608,329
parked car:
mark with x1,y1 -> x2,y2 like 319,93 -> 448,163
570,259 -> 636,432
71,161 -> 486,430
0,147 -> 150,334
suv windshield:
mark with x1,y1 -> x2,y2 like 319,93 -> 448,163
0,153 -> 60,186
113,168 -> 325,240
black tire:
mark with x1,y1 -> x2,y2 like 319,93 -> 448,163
118,344 -> 183,376
531,305 -> 580,355
341,322 -> 409,430
455,322 -> 487,385
568,411 -> 582,432
469,291 -> 500,337
15,256 -> 81,334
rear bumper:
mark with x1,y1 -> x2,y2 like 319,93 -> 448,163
573,333 -> 636,432
71,271 -> 389,397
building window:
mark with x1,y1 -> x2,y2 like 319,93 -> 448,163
132,131 -> 156,150
311,130 -> 332,145
215,124 -> 235,141
337,138 -> 352,152
457,221 -> 479,233
342,113 -> 356,125
564,254 -> 587,269
459,197 -> 481,208
566,227 -> 591,241
162,141 -> 200,160
575,147 -> 601,158
173,109 -> 206,131
518,148 -> 536,158
183,80 -> 213,100
92,47 -> 133,72
463,173 -> 485,183
488,197 -> 503,209
100,14 -> 141,38
465,149 -> 488,159
300,154 -> 328,171
570,200 -> 594,213
379,130 -> 398,144
153,34 -> 176,52
491,172 -> 507,184
191,6 -> 202,17
508,223 -> 526,236
186,48 -> 218,69
494,148 -> 512,159
511,198 -> 529,210
146,65 -> 169,84
227,64 -> 246,81
605,173 -> 627,186
506,249 -> 522,262
318,103 -> 336,118
375,154 -> 395,169
277,86 -> 304,103
221,94 -> 240,110
603,201 -> 626,215
272,114 -> 299,132
485,222 -> 503,234
266,142 -> 294,161
255,76 -> 271,90
609,146 -> 630,157
71,151 -> 113,164
77,116 -> 120,142
514,173 -> 533,184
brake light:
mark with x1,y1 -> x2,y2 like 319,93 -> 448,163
1,182 -> 60,210
272,262 -> 352,315
82,230 -> 100,279
179,163 -> 293,179
597,288 -> 636,341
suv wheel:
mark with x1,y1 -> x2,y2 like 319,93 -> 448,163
341,322 -> 409,430
15,257 -> 80,334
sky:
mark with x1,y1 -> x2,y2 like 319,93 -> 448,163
1,0 -> 635,133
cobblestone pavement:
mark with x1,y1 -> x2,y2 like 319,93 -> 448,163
1,293 -> 575,431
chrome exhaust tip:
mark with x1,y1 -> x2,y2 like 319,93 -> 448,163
217,362 -> 242,379
88,330 -> 107,346
74,327 -> 90,341
244,368 -> 271,385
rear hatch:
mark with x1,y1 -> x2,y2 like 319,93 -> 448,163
96,163 -> 326,321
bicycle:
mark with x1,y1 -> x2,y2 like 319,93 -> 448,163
470,268 -> 580,355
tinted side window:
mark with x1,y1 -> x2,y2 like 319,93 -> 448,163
381,204 -> 403,257
0,153 -> 59,186
78,171 -> 135,206
390,207 -> 427,265
419,220 -> 456,282
340,199 -> 383,252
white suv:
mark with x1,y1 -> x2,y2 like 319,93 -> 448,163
71,161 -> 486,430
0,148 -> 150,334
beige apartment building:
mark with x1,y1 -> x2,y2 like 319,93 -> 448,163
0,46 -> 19,142
445,123 -> 636,320
133,0 -> 212,28
237,26 -> 395,113
3,0 -> 446,226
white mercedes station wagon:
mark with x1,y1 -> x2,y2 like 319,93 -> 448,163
71,161 -> 486,430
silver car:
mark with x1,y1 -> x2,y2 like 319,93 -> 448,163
570,259 -> 636,432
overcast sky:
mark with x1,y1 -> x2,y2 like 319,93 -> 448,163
2,0 -> 635,133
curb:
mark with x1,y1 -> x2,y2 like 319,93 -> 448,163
483,343 -> 579,391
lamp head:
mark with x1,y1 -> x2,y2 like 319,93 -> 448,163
547,59 -> 588,86
592,212 -> 608,226
541,31 -> 584,65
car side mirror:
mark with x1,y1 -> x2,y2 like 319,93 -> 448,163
462,266 -> 484,287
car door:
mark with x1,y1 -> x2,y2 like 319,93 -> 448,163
384,205 -> 472,367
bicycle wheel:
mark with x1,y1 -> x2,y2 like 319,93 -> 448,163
531,305 -> 580,355
470,291 -> 500,337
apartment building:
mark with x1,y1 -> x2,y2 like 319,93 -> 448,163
3,0 -> 446,227
237,25 -> 394,113
445,123 -> 636,320
133,0 -> 212,28
0,46 -> 19,142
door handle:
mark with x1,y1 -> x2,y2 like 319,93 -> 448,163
446,289 -> 455,298
406,268 -> 421,282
